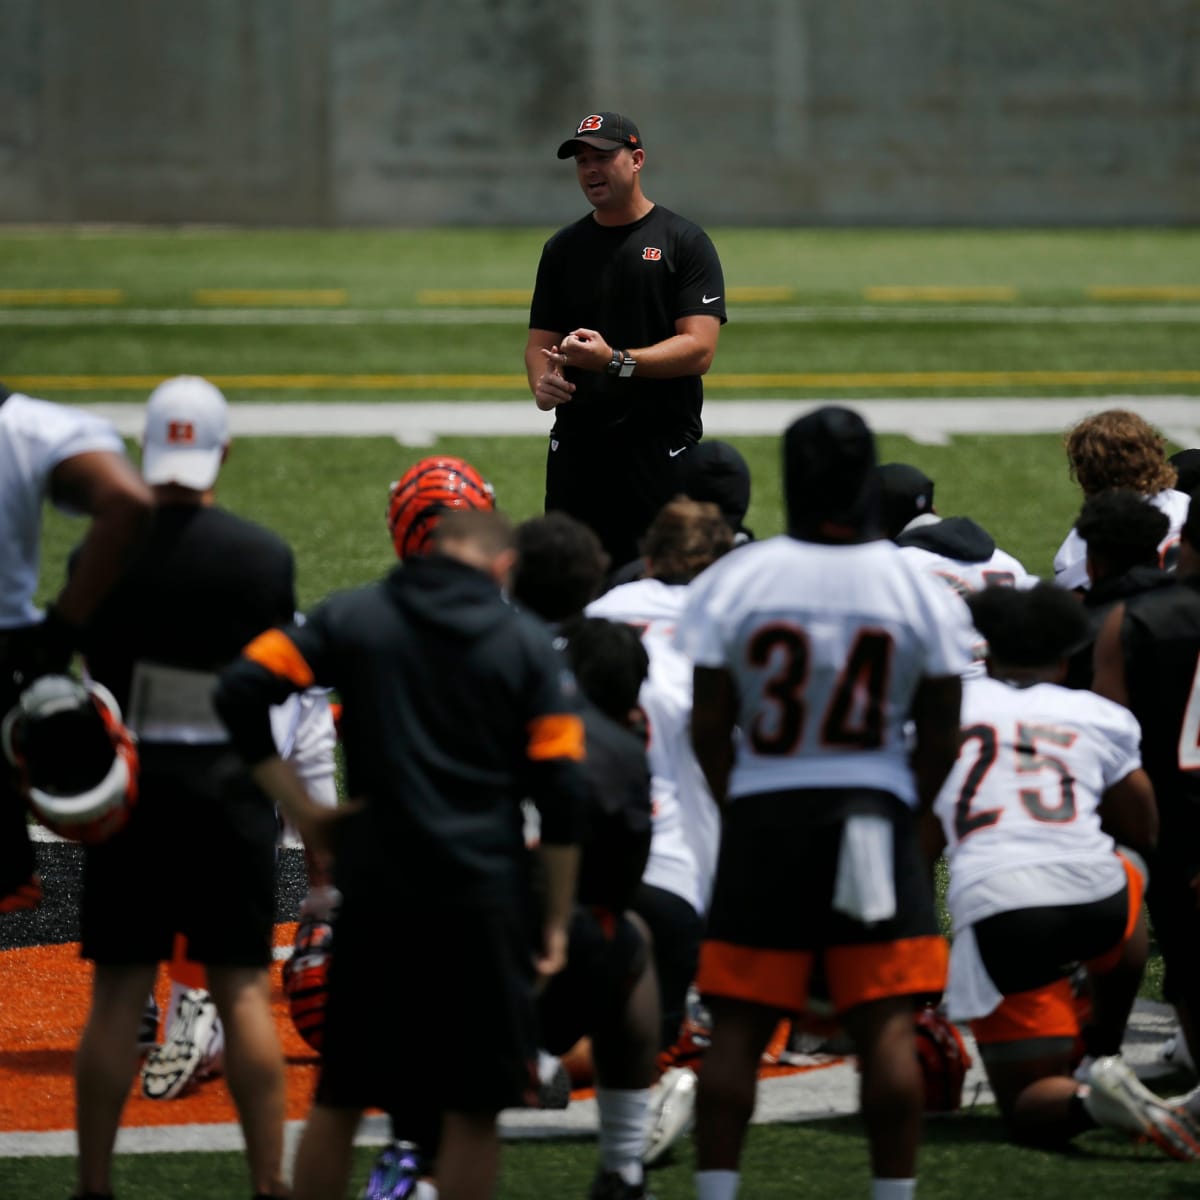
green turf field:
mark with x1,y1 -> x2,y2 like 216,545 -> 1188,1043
7,226 -> 1200,1197
2,227 -> 1199,400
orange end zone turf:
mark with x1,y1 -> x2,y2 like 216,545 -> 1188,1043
0,922 -> 318,1133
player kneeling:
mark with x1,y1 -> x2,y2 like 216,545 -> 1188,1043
931,583 -> 1200,1158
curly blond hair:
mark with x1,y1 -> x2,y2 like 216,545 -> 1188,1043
642,498 -> 734,584
1065,409 -> 1177,497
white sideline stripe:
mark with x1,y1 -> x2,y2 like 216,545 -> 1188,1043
0,999 -> 1180,1160
5,304 -> 1200,326
76,396 -> 1200,449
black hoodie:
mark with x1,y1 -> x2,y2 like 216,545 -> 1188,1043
217,554 -> 587,907
896,516 -> 996,563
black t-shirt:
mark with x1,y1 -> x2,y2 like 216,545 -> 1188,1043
575,703 -> 652,912
1123,575 -> 1200,830
529,205 -> 726,443
81,503 -> 295,713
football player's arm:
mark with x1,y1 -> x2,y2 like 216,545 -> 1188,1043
526,708 -> 587,983
691,665 -> 736,805
1092,603 -> 1130,707
215,627 -> 348,852
1099,767 -> 1158,860
910,674 -> 963,813
51,450 -> 153,629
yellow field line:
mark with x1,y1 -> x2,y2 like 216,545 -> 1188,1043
10,369 -> 1200,393
864,286 -> 1019,302
0,289 -> 124,305
193,289 -> 348,306
1087,286 -> 1200,302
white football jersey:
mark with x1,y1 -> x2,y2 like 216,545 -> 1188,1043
1053,487 -> 1189,591
588,577 -> 717,915
0,393 -> 127,627
898,544 -> 1037,598
934,675 -> 1141,928
676,536 -> 975,806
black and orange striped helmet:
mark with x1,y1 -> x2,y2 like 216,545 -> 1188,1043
386,456 -> 496,560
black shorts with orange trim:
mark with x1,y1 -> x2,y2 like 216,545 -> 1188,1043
971,853 -> 1143,1054
699,788 -> 947,1016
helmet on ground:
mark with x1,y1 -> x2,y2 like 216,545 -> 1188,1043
1,674 -> 138,843
283,915 -> 334,1052
914,1006 -> 971,1113
386,456 -> 496,560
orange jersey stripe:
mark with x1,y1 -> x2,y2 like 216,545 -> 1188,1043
527,713 -> 585,762
243,629 -> 315,689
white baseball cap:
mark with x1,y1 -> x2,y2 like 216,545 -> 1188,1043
141,375 -> 230,490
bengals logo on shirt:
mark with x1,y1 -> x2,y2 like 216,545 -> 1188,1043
643,247 -> 662,261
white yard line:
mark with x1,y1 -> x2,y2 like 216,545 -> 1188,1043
76,396 -> 1200,448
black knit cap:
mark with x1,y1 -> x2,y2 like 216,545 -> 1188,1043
678,440 -> 751,529
557,112 -> 643,159
784,406 -> 879,542
878,463 -> 935,540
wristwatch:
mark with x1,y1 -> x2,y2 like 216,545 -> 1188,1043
607,349 -> 637,378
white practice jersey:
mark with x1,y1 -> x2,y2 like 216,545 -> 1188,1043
676,536 -> 974,806
0,393 -> 127,627
898,544 -> 1037,598
1054,487 -> 1189,591
588,577 -> 718,915
934,675 -> 1141,929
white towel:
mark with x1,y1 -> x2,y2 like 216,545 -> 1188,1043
832,814 -> 896,924
945,925 -> 1004,1023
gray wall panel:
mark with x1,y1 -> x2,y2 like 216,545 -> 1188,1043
1,0 -> 1196,226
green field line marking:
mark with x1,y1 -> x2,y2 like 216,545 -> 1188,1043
11,369 -> 1200,393
0,288 -> 125,305
416,285 -> 796,306
192,288 -> 347,306
1087,285 -> 1200,301
864,286 -> 1019,302
418,288 -> 532,306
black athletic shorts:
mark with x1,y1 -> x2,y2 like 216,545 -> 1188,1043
545,430 -> 690,570
318,892 -> 539,1117
973,886 -> 1131,995
537,904 -> 649,1057
80,744 -> 278,966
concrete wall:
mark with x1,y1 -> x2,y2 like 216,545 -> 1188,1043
2,0 -> 1197,226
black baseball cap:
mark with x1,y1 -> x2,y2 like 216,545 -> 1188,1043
784,406 -> 879,542
556,112 -> 643,159
878,463 -> 936,540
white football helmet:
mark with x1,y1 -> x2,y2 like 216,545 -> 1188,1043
2,674 -> 139,843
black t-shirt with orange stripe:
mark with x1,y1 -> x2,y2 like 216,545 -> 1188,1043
217,555 -> 587,907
